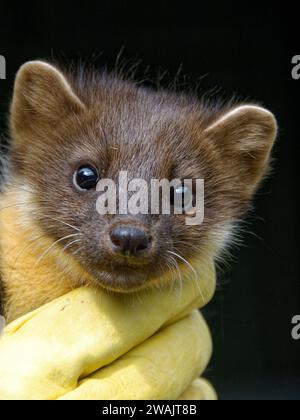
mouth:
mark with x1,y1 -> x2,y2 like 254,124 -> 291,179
63,240 -> 170,292
45,238 -> 162,293
83,260 -> 165,293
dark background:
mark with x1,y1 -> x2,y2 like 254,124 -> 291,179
0,1 -> 299,400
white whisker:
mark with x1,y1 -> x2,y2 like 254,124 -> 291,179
39,214 -> 80,232
62,239 -> 82,253
35,233 -> 82,267
167,250 -> 205,302
167,255 -> 183,300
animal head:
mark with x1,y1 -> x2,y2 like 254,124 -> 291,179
7,61 -> 277,291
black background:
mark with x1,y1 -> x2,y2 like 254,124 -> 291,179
0,1 -> 299,400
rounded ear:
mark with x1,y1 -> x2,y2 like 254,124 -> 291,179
10,61 -> 86,138
204,105 -> 278,193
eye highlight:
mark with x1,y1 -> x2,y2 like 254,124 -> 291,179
74,165 -> 100,191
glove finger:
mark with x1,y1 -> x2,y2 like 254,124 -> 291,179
59,310 -> 212,400
178,378 -> 217,400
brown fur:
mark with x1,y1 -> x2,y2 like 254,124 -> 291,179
0,61 -> 277,321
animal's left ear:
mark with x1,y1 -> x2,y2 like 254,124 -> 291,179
204,105 -> 277,195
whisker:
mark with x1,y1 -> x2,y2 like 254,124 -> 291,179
0,191 -> 80,233
167,255 -> 183,300
62,239 -> 82,253
8,233 -> 51,283
38,214 -> 80,232
35,233 -> 82,267
0,202 -> 29,213
167,250 -> 205,302
71,245 -> 83,258
164,258 -> 177,297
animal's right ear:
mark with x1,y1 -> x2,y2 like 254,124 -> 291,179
10,61 -> 86,139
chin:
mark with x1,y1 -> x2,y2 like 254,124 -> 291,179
63,251 -> 169,293
84,264 -> 166,293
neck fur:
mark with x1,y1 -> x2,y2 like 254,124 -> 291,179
0,187 -> 85,322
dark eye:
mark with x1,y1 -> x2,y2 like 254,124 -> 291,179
170,183 -> 194,212
74,166 -> 100,190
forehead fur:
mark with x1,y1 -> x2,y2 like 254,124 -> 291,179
9,64 -> 228,180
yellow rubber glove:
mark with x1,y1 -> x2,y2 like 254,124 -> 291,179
0,260 -> 216,400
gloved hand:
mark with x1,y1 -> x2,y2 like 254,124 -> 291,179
0,259 -> 216,400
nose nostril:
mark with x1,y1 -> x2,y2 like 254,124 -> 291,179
111,239 -> 123,249
136,243 -> 148,253
110,226 -> 150,257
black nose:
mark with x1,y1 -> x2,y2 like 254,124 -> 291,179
110,227 -> 150,257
